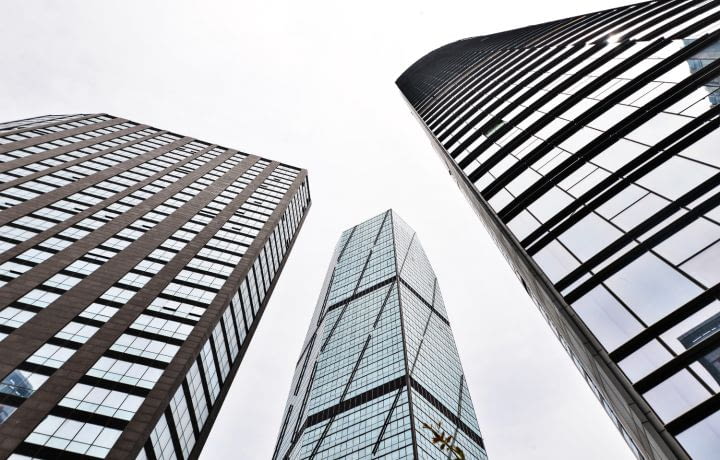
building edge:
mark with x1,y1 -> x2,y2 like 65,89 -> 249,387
395,88 -> 687,460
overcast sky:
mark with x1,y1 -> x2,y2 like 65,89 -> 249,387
2,1 -> 641,458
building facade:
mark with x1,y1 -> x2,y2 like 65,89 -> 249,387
273,210 -> 487,459
397,2 -> 720,459
0,113 -> 311,459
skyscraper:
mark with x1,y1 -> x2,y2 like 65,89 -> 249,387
273,210 -> 486,459
397,2 -> 720,459
0,113 -> 311,459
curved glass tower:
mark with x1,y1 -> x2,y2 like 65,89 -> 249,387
273,210 -> 487,459
397,2 -> 720,459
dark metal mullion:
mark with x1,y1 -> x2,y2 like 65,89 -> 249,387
523,105 -> 720,253
15,442 -> 104,460
103,350 -> 167,369
314,225 -> 357,325
454,41 -> 625,161
208,336 -> 224,385
526,10 -> 602,49
611,285 -> 720,362
339,335 -> 373,403
473,30 -> 706,190
163,408 -> 184,460
318,245 -> 375,353
424,48 -> 509,122
372,281 -> 396,329
308,335 -> 378,460
0,143 -> 213,271
409,378 -> 485,449
635,328 -> 720,393
415,46 -> 491,114
408,298 -> 434,374
429,48 -> 526,132
576,2 -> 655,45
471,37 -> 665,183
666,391 -> 720,435
601,0 -> 686,41
225,298 -> 242,352
441,44 -> 579,148
181,381 -> 201,438
294,335 -> 315,395
324,277 -> 397,314
397,232 -> 417,274
620,0 -> 702,40
219,319 -> 233,365
638,0 -> 717,41
371,388 -> 404,455
564,183 -> 720,304
443,44 -> 584,149
0,116 -> 126,160
447,377 -> 466,458
143,439 -> 158,460
437,47 -> 553,143
539,6 -> 625,49
424,48 -> 508,125
432,48 -> 518,136
0,113 -> 97,138
287,363 -> 316,454
272,405 -> 294,460
399,278 -> 450,326
551,127 -> 720,291
0,127 -> 156,193
195,355 -> 213,410
236,279 -> 251,333
670,7 -> 720,39
77,375 -> 151,398
499,37 -> 720,222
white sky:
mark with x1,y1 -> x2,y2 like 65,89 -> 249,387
2,1 -> 640,459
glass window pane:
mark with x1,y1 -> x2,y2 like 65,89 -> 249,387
572,285 -> 644,350
605,253 -> 702,324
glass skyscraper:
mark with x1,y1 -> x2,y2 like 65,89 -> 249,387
273,210 -> 487,459
397,2 -> 720,459
0,113 -> 310,459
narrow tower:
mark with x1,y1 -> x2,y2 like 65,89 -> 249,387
0,113 -> 310,459
274,210 -> 487,459
397,2 -> 720,459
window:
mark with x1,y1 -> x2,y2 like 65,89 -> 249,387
59,384 -> 143,420
110,334 -> 179,363
25,415 -> 121,458
87,357 -> 162,389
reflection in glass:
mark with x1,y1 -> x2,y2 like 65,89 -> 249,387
679,313 -> 720,384
685,39 -> 720,107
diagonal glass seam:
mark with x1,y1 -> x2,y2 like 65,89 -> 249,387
371,387 -> 405,455
448,377 -> 467,447
372,281 -> 397,329
397,231 -> 417,275
410,378 -> 485,449
290,362 -> 316,446
308,334 -> 373,460
399,278 -> 449,325
408,299 -> 434,375
317,210 -> 389,328
314,225 -> 357,326
318,212 -> 391,350
324,277 -> 396,313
